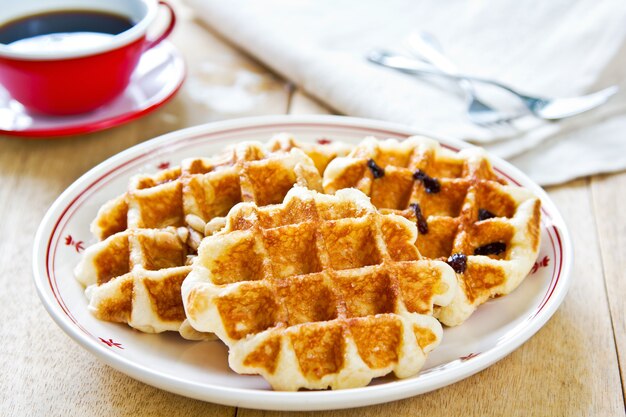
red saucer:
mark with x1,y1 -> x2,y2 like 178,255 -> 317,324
0,40 -> 185,138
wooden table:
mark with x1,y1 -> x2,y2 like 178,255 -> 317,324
2,3 -> 625,416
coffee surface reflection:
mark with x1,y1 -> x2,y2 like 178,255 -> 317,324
0,10 -> 134,52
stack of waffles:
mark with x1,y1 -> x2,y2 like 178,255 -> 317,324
75,134 -> 541,390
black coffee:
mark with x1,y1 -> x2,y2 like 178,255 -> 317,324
0,10 -> 134,51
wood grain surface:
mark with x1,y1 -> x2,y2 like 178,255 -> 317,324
0,2 -> 624,416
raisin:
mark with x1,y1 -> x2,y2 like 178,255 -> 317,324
413,169 -> 441,193
367,159 -> 385,178
478,208 -> 496,221
447,253 -> 467,273
474,242 -> 507,256
409,203 -> 428,234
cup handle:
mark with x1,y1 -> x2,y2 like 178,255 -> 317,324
144,0 -> 177,50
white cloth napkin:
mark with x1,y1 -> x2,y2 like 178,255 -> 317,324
185,0 -> 626,185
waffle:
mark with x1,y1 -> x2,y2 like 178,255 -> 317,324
77,139 -> 337,335
74,227 -> 195,333
182,187 -> 458,390
90,140 -> 327,248
266,133 -> 352,175
323,136 -> 541,326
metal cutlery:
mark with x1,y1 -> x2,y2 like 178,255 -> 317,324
404,32 -> 519,126
368,36 -> 619,121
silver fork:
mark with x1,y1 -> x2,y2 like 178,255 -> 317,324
406,33 -> 619,121
368,46 -> 619,121
404,33 -> 519,127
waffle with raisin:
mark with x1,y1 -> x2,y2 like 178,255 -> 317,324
323,136 -> 541,326
182,187 -> 457,390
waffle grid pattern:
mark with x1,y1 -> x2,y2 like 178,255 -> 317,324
75,140 -> 337,335
323,137 -> 541,325
75,227 -> 193,333
91,139 -> 339,250
183,187 -> 457,390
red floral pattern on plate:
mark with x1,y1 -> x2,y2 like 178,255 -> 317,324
64,235 -> 84,253
99,338 -> 123,349
459,352 -> 480,361
531,256 -> 550,274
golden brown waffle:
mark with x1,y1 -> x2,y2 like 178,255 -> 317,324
182,187 -> 457,390
74,227 -> 194,333
90,140 -> 327,249
77,139 -> 341,335
266,133 -> 352,175
323,136 -> 541,326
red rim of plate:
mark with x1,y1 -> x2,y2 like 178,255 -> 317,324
33,116 -> 573,411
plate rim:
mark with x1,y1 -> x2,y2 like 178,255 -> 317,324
0,41 -> 185,138
32,114 -> 573,410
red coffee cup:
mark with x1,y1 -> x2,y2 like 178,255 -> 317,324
0,0 -> 176,115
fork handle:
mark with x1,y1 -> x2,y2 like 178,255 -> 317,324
368,50 -> 527,98
405,35 -> 478,100
405,33 -> 461,76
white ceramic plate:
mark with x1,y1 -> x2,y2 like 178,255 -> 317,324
33,115 -> 572,411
